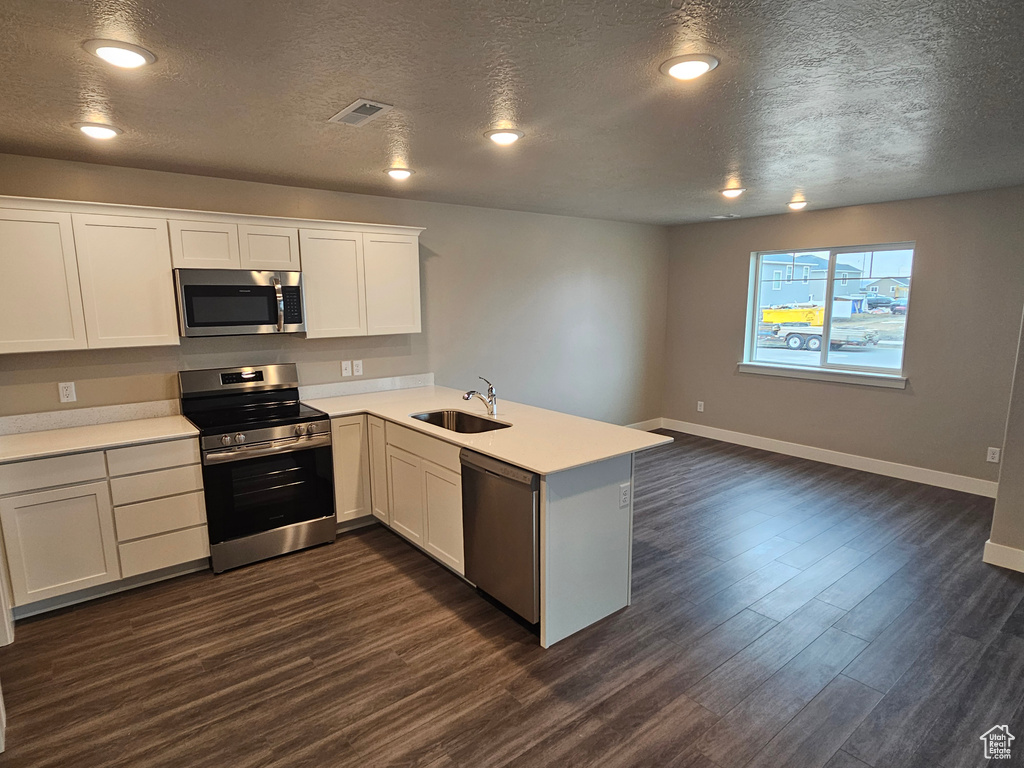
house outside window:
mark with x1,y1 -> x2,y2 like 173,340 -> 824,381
745,243 -> 915,379
785,265 -> 793,283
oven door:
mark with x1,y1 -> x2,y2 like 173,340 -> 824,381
201,440 -> 334,545
175,269 -> 305,337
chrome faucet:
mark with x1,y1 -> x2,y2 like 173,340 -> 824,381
464,376 -> 498,416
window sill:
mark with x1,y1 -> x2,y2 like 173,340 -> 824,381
736,362 -> 908,389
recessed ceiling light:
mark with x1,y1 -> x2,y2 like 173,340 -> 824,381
485,129 -> 524,146
660,54 -> 719,81
83,39 -> 156,68
73,122 -> 122,140
788,200 -> 808,210
710,214 -> 741,219
721,188 -> 746,198
385,168 -> 414,180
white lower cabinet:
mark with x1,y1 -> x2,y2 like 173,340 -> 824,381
387,445 -> 425,545
108,438 -> 209,579
367,415 -> 390,524
332,415 -> 372,523
422,462 -> 464,573
0,481 -> 120,606
384,425 -> 464,575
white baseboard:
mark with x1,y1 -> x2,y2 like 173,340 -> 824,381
651,417 -> 998,498
11,560 -> 210,620
626,418 -> 664,431
983,539 -> 1024,573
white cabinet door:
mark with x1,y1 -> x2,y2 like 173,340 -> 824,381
423,460 -> 464,574
71,213 -> 180,348
0,481 -> 120,606
368,415 -> 390,525
168,220 -> 240,269
363,233 -> 421,335
238,224 -> 300,271
332,415 -> 371,523
0,209 -> 87,354
387,445 -> 424,544
300,229 -> 367,337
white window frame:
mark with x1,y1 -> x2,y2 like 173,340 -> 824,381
785,265 -> 793,283
741,242 -> 915,387
772,270 -> 782,290
841,272 -> 848,286
802,266 -> 810,284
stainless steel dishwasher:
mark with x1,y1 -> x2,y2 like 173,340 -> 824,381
460,449 -> 541,624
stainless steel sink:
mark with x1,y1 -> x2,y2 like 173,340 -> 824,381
410,410 -> 511,434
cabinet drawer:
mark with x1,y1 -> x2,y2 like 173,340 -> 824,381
107,439 -> 200,477
114,491 -> 206,542
385,422 -> 461,473
110,464 -> 203,506
118,526 -> 210,578
0,451 -> 107,495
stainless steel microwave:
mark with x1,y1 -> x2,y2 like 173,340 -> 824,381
174,269 -> 306,337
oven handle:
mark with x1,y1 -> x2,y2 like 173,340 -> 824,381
272,277 -> 284,332
203,432 -> 331,465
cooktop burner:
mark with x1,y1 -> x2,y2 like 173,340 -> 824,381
183,401 -> 327,435
178,363 -> 327,439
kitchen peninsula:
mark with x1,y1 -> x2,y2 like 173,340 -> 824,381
306,384 -> 672,647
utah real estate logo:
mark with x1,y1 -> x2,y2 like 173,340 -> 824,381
980,725 -> 1014,760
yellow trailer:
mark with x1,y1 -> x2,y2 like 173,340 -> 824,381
761,305 -> 825,326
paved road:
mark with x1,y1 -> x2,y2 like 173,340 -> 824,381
754,345 -> 904,369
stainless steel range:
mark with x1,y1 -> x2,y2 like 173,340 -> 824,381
179,363 -> 335,573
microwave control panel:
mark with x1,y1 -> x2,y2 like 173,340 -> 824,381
282,287 -> 303,324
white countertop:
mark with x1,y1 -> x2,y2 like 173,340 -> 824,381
0,416 -> 199,464
306,386 -> 671,475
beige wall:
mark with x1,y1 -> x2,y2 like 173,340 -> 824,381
663,186 -> 1024,481
0,153 -> 669,425
990,309 -> 1024,548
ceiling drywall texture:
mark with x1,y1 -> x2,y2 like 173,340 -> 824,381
0,0 -> 1022,224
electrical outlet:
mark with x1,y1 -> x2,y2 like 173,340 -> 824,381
341,361 -> 353,377
353,360 -> 363,376
58,382 -> 77,403
697,401 -> 705,413
619,482 -> 631,509
987,447 -> 1002,464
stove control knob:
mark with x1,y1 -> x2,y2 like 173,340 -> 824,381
294,424 -> 305,437
234,433 -> 245,444
220,435 -> 232,446
306,423 -> 317,436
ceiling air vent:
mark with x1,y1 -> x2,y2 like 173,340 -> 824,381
328,99 -> 394,127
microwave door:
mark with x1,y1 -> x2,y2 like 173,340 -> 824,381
181,284 -> 279,336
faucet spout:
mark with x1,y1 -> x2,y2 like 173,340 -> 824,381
464,378 -> 498,416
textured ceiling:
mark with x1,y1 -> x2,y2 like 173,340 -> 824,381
0,0 -> 1023,224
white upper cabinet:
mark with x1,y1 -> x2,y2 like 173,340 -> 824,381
71,213 -> 180,349
169,220 -> 240,269
300,229 -> 367,337
363,233 -> 422,335
238,224 -> 301,271
0,209 -> 87,354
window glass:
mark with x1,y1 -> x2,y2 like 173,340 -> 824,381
748,244 -> 914,375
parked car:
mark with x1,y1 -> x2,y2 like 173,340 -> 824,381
865,294 -> 894,309
891,298 -> 908,315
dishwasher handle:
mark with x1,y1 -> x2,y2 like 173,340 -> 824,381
459,449 -> 539,489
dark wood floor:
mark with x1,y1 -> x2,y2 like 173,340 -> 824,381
1,429 -> 1021,767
